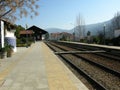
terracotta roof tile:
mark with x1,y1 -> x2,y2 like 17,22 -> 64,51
20,30 -> 34,34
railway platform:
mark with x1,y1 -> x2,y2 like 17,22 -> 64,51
60,41 -> 120,51
0,41 -> 88,90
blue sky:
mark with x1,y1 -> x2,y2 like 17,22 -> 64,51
16,0 -> 120,30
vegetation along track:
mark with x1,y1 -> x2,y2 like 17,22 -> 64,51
45,41 -> 120,90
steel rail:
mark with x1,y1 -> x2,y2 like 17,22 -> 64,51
45,42 -> 107,90
48,42 -> 120,77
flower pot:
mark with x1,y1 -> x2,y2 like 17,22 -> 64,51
0,52 -> 6,59
7,50 -> 13,57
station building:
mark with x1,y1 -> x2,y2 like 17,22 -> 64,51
27,25 -> 48,41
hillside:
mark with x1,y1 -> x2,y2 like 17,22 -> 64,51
45,28 -> 72,33
45,20 -> 112,36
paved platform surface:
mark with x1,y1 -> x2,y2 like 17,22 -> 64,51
0,42 -> 88,90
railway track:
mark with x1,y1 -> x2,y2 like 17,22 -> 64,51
51,42 -> 120,74
54,41 -> 120,62
45,41 -> 120,90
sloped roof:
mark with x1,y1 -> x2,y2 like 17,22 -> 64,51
0,19 -> 15,29
27,25 -> 48,34
20,30 -> 34,35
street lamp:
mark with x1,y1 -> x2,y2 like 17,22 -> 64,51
26,24 -> 28,48
103,24 -> 106,45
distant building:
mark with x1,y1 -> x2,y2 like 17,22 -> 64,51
114,29 -> 120,38
50,32 -> 61,40
19,30 -> 34,38
19,30 -> 34,43
49,32 -> 73,41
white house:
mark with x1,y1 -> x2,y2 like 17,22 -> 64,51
0,19 -> 16,52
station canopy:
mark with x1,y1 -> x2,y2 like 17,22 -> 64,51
27,25 -> 48,34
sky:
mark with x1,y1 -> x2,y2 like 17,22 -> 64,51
16,0 -> 120,30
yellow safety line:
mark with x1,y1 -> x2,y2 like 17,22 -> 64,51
42,42 -> 78,90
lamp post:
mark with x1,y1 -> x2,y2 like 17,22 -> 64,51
73,27 -> 75,41
103,24 -> 106,45
70,23 -> 75,41
26,24 -> 28,48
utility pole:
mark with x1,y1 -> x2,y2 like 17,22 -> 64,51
73,27 -> 75,41
103,24 -> 106,45
70,23 -> 75,41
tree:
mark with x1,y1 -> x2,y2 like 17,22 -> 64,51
75,13 -> 85,41
0,0 -> 39,22
15,25 -> 25,38
108,12 -> 120,39
97,30 -> 104,44
44,33 -> 49,40
87,31 -> 91,43
112,12 -> 120,30
60,35 -> 67,41
87,31 -> 91,36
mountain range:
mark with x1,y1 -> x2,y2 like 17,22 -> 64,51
45,20 -> 112,36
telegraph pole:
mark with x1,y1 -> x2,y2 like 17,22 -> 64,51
103,24 -> 106,45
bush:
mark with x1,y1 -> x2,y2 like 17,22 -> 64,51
111,36 -> 120,46
16,37 -> 33,47
6,45 -> 13,57
80,39 -> 87,43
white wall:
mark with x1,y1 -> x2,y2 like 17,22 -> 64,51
0,20 -> 4,48
114,29 -> 120,37
5,30 -> 17,52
